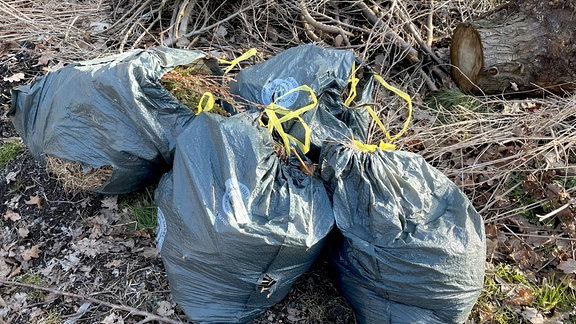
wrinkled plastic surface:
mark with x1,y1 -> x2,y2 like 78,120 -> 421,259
320,142 -> 486,324
155,112 -> 335,323
230,44 -> 370,158
10,47 -> 211,194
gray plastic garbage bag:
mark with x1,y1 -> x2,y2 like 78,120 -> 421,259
320,142 -> 486,324
9,47 -> 216,194
230,44 -> 370,158
154,112 -> 335,323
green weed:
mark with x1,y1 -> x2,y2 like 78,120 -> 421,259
426,88 -> 482,111
0,140 -> 23,168
533,275 -> 576,313
43,308 -> 62,324
119,188 -> 157,231
472,264 -> 576,322
424,89 -> 491,125
17,273 -> 47,302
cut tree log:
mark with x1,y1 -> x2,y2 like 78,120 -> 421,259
450,0 -> 576,96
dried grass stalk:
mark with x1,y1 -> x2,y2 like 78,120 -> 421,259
46,155 -> 112,192
371,91 -> 576,220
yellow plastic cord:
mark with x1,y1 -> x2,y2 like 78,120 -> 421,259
344,61 -> 359,106
373,74 -> 412,142
354,74 -> 412,152
259,85 -> 318,156
219,48 -> 257,74
196,92 -> 215,115
353,139 -> 396,152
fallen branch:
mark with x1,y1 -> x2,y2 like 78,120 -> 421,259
166,0 -> 263,46
99,0 -> 154,34
355,1 -> 419,62
301,14 -> 322,43
299,1 -> 353,42
391,1 -> 445,66
0,279 -> 183,324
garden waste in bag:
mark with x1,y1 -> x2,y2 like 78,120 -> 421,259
230,44 -> 372,158
154,111 -> 335,323
320,76 -> 486,323
10,47 -> 218,194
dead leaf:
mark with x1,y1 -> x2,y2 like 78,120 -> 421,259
3,72 -> 25,83
71,238 -> 108,257
37,50 -> 57,66
25,194 -> 43,209
102,312 -> 124,324
140,247 -> 158,259
0,257 -> 12,279
59,253 -> 81,271
214,25 -> 228,38
18,226 -> 29,238
104,259 -> 122,269
101,196 -> 118,210
4,210 -> 21,222
0,40 -> 19,56
506,287 -> 534,306
557,258 -> 576,274
5,170 -> 19,184
520,307 -> 544,324
28,307 -> 44,322
21,245 -> 41,261
156,300 -> 174,317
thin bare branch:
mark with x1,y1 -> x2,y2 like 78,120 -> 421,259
0,279 -> 184,324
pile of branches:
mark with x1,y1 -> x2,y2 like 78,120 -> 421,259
163,0 -> 506,93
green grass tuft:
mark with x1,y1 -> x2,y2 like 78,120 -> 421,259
0,140 -> 24,168
119,188 -> 157,231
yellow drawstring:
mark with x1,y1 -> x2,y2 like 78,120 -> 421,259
259,85 -> 317,156
219,48 -> 258,74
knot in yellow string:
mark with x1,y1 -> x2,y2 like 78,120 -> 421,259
259,85 -> 318,156
353,74 -> 412,152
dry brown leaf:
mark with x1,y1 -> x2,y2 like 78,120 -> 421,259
506,287 -> 534,306
37,50 -> 57,65
71,238 -> 108,257
4,210 -> 21,222
0,40 -> 19,56
102,312 -> 124,324
557,258 -> 576,274
104,259 -> 122,269
3,72 -> 25,83
520,307 -> 544,324
140,247 -> 158,259
21,245 -> 41,261
101,196 -> 118,210
18,226 -> 29,239
25,194 -> 43,209
0,257 -> 12,279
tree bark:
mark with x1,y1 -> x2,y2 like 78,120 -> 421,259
450,0 -> 576,96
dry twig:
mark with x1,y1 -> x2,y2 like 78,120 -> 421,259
0,279 -> 183,324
